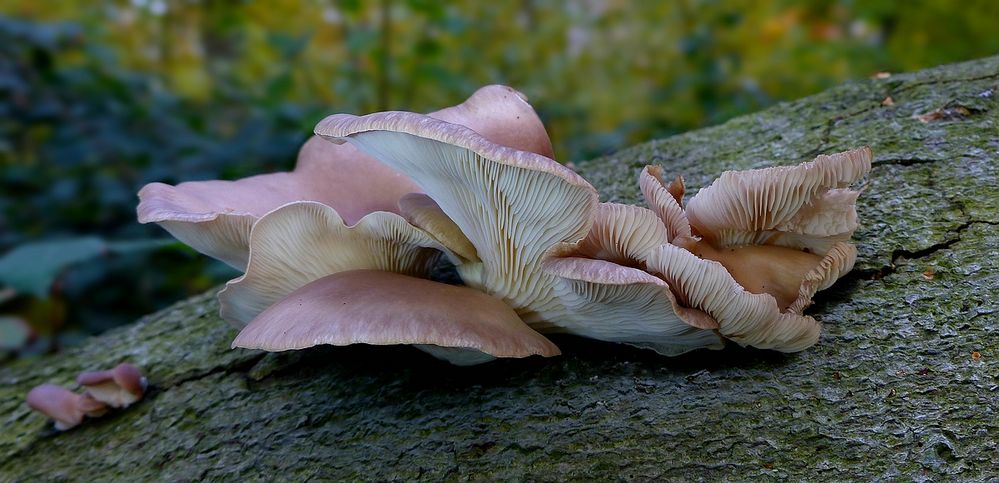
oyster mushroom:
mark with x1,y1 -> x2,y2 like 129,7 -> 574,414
76,363 -> 148,408
319,107 -> 868,353
315,111 -> 728,354
26,384 -> 108,431
139,82 -> 870,362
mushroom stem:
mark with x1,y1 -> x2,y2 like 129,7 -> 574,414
673,236 -> 822,310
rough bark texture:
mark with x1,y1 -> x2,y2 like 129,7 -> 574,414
2,57 -> 997,481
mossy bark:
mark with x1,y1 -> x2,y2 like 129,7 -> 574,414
3,57 -> 997,481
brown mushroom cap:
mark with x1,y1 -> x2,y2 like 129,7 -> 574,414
76,363 -> 147,408
26,384 -> 108,431
672,148 -> 869,319
232,270 -> 560,366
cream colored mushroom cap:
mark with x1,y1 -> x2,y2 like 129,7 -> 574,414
219,201 -> 449,327
685,146 -> 872,254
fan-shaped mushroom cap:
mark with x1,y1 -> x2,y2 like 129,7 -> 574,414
540,203 -> 722,354
542,257 -> 723,355
137,85 -> 555,270
76,363 -> 147,408
137,136 -> 418,270
219,201 -> 449,327
647,243 -> 821,352
684,147 -> 872,254
232,270 -> 560,366
787,241 -> 857,314
558,203 -> 669,268
26,384 -> 108,431
640,166 -> 691,243
671,148 -> 869,317
315,109 -> 599,323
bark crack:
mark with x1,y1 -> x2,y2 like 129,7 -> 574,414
871,157 -> 943,167
853,220 -> 997,280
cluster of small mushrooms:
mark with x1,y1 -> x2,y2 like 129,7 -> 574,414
136,85 -> 871,366
27,363 -> 146,430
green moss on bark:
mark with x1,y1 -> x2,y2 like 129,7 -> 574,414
2,56 -> 997,481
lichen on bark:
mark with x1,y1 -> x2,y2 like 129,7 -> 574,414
2,56 -> 997,481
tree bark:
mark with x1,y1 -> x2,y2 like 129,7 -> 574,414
2,56 -> 997,481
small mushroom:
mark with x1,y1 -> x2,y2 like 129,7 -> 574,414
640,166 -> 691,243
669,147 -> 871,314
76,363 -> 148,408
26,384 -> 108,431
683,147 -> 872,254
231,270 -> 560,366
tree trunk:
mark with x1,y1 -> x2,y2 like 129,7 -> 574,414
2,56 -> 997,481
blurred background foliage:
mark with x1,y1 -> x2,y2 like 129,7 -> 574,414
1,0 -> 997,360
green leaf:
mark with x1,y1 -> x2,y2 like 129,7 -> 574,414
0,237 -> 107,297
0,237 -> 179,297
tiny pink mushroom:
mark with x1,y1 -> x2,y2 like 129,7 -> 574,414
76,363 -> 147,408
26,384 -> 108,431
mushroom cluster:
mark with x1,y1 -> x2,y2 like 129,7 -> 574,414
27,363 -> 147,430
138,85 -> 871,365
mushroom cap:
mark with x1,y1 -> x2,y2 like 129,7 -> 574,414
557,202 -> 670,268
137,85 -> 556,270
540,202 -> 722,354
541,256 -> 724,356
640,166 -> 691,243
137,136 -> 417,270
647,243 -> 821,352
786,241 -> 857,314
219,201 -> 450,327
76,363 -> 147,408
428,85 -> 555,160
231,270 -> 560,366
315,107 -> 598,322
685,147 -> 872,254
26,384 -> 108,431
